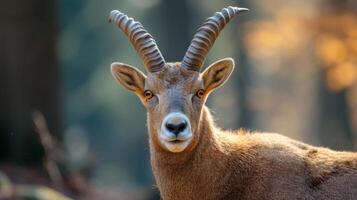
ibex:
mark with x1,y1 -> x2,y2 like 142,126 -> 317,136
108,6 -> 357,200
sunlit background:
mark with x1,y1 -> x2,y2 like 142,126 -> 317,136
1,0 -> 356,199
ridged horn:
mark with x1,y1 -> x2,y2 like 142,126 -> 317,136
109,10 -> 165,73
182,6 -> 249,71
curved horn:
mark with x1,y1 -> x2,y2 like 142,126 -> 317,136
182,6 -> 249,71
109,10 -> 165,73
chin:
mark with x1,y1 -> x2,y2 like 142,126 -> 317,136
162,140 -> 191,153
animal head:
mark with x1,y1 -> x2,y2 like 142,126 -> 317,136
109,6 -> 248,153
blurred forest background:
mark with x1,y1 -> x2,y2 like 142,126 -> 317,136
0,0 -> 357,199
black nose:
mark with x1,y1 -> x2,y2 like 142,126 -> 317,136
166,121 -> 187,135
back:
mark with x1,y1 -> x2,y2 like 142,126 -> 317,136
238,132 -> 357,200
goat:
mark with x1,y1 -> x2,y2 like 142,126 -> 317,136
108,6 -> 357,200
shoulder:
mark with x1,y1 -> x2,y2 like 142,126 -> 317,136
221,131 -> 314,170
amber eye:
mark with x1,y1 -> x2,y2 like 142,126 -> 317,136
196,89 -> 205,99
144,90 -> 154,100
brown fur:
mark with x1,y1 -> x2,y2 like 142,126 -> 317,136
112,61 -> 357,200
151,107 -> 357,200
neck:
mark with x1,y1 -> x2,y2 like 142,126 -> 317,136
148,106 -> 250,199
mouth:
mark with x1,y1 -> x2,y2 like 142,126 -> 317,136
160,136 -> 192,153
160,131 -> 192,144
164,137 -> 189,143
168,139 -> 186,145
159,129 -> 193,153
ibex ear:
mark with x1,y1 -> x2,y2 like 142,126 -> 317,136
201,58 -> 234,93
111,62 -> 146,95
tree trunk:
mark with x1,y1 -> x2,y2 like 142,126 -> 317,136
318,77 -> 354,150
317,0 -> 355,150
156,0 -> 191,61
0,0 -> 60,163
234,0 -> 253,128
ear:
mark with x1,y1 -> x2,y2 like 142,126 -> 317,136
111,62 -> 146,96
201,58 -> 235,93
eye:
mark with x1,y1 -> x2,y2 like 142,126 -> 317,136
144,90 -> 154,100
196,89 -> 205,99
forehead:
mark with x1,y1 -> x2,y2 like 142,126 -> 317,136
146,62 -> 201,91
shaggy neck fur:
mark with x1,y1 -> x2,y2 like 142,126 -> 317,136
148,106 -> 254,200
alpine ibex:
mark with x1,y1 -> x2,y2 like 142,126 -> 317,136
108,6 -> 357,200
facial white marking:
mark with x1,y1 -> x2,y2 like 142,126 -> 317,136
159,112 -> 192,153
163,140 -> 191,153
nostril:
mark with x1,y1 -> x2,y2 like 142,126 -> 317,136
166,123 -> 176,133
177,121 -> 187,132
165,121 -> 187,135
